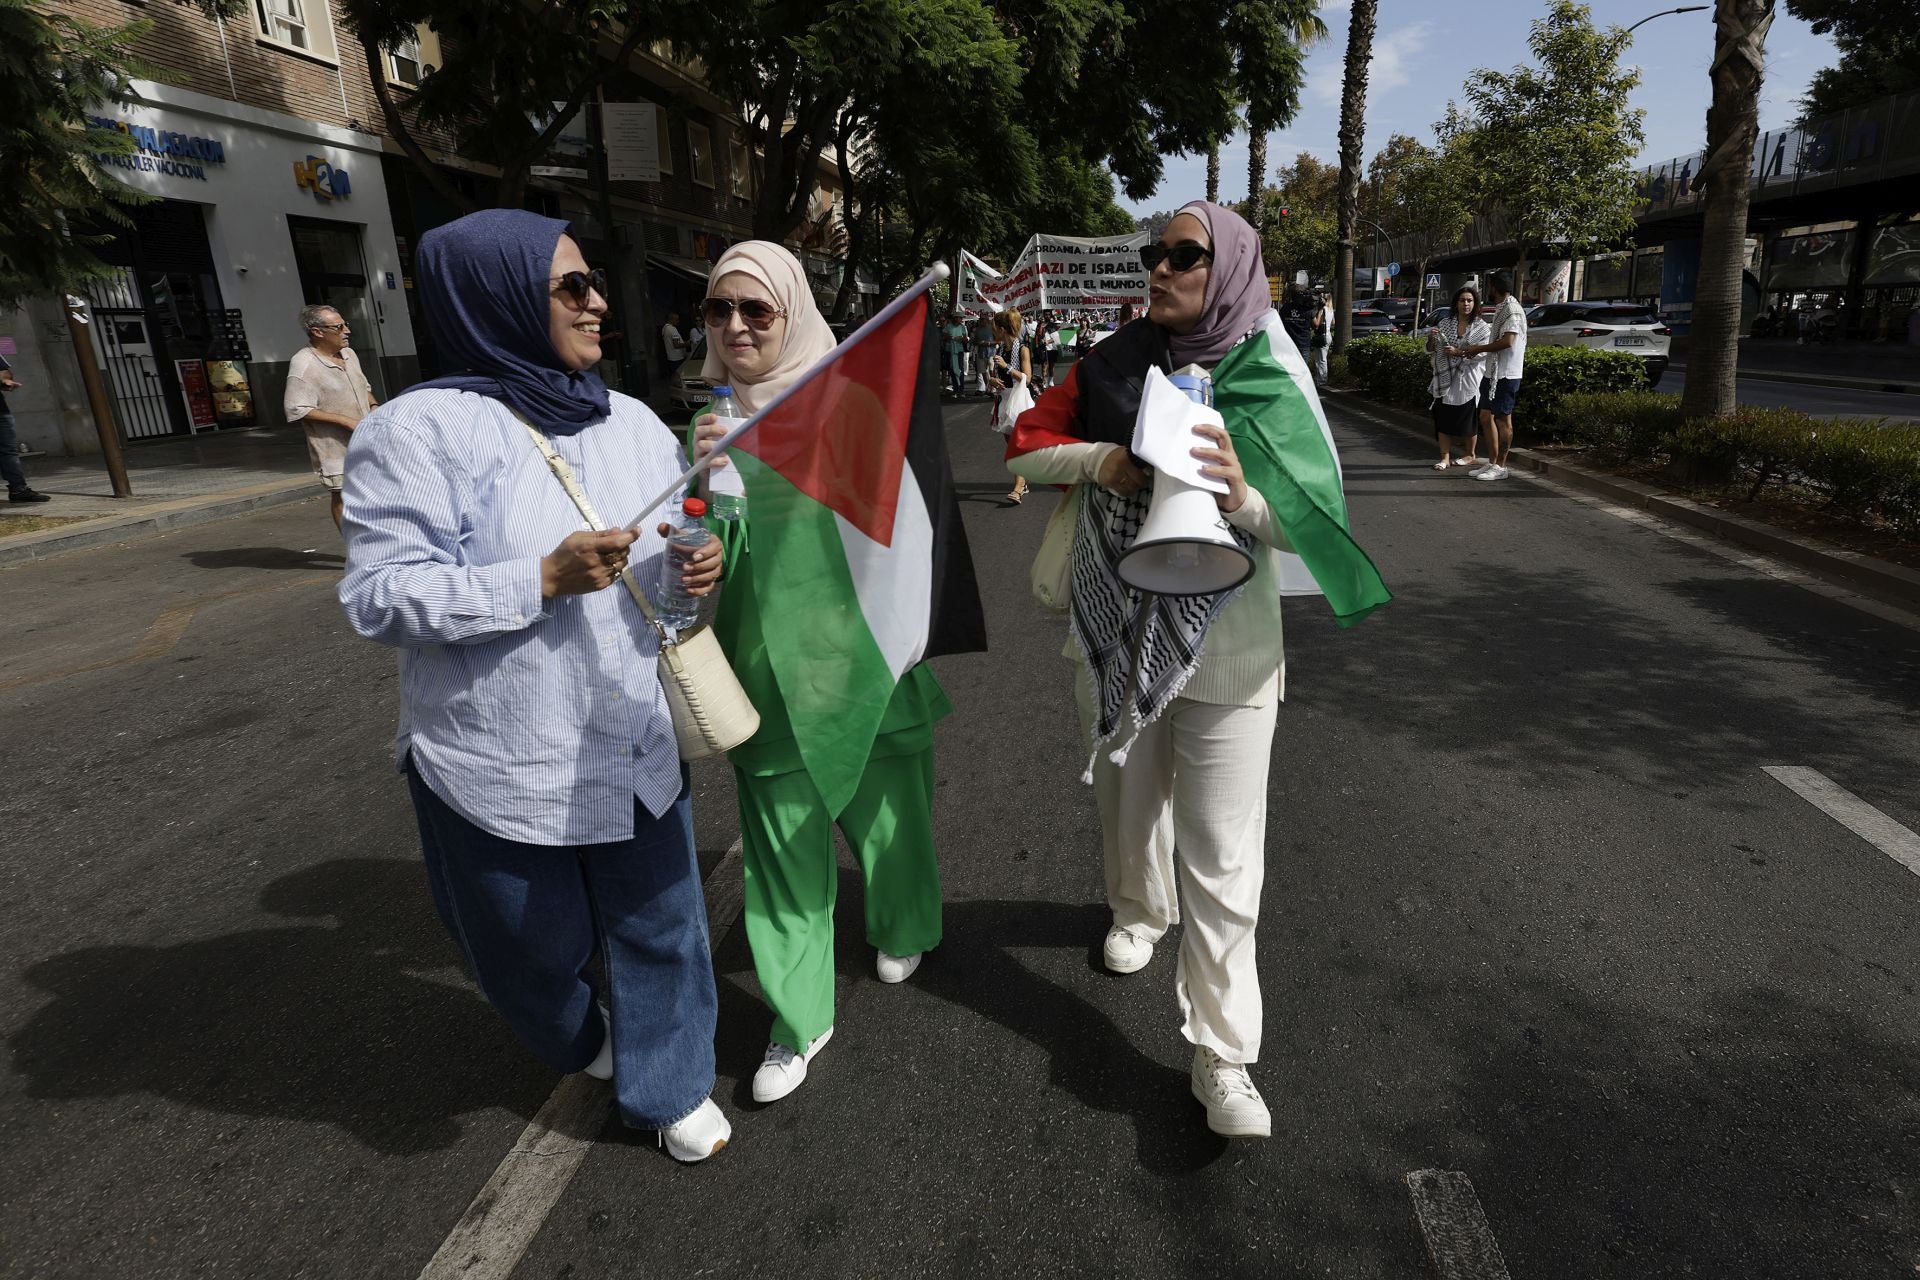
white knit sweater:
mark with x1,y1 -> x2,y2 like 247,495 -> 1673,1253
1008,440 -> 1291,707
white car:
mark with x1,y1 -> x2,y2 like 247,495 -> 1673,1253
1524,301 -> 1672,386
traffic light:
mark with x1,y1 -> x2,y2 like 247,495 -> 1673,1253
1277,206 -> 1289,218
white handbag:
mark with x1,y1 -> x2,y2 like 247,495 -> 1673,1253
1030,482 -> 1081,611
520,418 -> 760,762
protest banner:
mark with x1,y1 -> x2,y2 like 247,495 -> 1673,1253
973,231 -> 1150,313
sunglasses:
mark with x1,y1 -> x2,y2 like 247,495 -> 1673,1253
313,322 -> 348,332
550,269 -> 608,305
702,297 -> 787,330
1139,243 -> 1215,273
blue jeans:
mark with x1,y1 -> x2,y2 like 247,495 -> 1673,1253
406,761 -> 717,1129
0,406 -> 27,494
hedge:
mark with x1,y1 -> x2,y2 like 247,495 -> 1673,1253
1551,390 -> 1920,537
1343,336 -> 1650,429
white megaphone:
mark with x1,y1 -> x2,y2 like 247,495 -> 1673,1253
1116,371 -> 1254,596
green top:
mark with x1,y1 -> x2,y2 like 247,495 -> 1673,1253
694,428 -> 952,781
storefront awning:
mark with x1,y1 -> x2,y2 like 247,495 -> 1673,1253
650,255 -> 711,285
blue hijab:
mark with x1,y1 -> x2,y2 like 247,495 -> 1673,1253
413,209 -> 612,434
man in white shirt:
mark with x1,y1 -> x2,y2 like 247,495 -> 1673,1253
283,304 -> 376,530
660,312 -> 688,371
1462,271 -> 1526,481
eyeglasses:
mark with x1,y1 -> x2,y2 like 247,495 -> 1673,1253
313,322 -> 348,332
550,269 -> 609,306
1139,243 -> 1214,273
702,297 -> 786,330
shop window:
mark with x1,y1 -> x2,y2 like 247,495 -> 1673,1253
729,138 -> 751,199
254,0 -> 338,62
687,122 -> 714,188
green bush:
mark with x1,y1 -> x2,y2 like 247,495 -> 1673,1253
1559,389 -> 1685,459
1514,346 -> 1654,433
1326,352 -> 1352,389
1343,336 -> 1429,409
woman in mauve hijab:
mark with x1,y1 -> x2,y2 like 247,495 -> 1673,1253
1005,201 -> 1389,1140
338,208 -> 732,1163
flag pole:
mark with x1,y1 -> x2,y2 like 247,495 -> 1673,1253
625,261 -> 952,530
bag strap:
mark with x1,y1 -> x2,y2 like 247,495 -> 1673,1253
514,411 -> 668,639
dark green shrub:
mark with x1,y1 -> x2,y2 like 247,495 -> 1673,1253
1514,347 -> 1654,433
1558,390 -> 1684,459
1805,419 -> 1918,519
1343,336 -> 1429,409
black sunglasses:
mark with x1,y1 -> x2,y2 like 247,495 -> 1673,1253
702,297 -> 787,330
1140,243 -> 1214,273
550,268 -> 608,305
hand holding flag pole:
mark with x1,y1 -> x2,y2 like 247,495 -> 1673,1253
625,261 -> 953,531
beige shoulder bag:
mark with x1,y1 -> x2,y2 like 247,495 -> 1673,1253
519,417 -> 759,761
1030,483 -> 1081,611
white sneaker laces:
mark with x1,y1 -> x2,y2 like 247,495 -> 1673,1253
1200,1051 -> 1260,1102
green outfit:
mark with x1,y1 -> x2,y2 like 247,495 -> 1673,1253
705,491 -> 950,1053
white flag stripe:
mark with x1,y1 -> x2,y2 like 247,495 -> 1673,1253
1255,312 -> 1336,599
836,458 -> 935,679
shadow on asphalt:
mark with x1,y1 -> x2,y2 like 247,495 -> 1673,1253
7,858 -> 543,1156
184,546 -> 346,572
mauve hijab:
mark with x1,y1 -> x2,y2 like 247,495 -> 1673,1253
1165,200 -> 1273,367
412,208 -> 612,434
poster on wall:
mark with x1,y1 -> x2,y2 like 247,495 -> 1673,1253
1865,222 -> 1920,286
602,103 -> 662,183
174,359 -> 218,430
975,231 -> 1150,313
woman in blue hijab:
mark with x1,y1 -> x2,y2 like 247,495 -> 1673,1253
338,209 -> 733,1162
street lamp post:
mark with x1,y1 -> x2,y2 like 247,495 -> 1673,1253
1622,5 -> 1707,39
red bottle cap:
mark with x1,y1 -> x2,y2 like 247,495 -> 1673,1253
681,497 -> 707,517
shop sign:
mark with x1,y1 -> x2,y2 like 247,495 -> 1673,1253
88,116 -> 226,181
294,156 -> 351,200
174,359 -> 219,431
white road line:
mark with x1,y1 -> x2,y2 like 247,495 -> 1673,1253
1762,767 -> 1920,876
1406,1170 -> 1513,1280
418,838 -> 746,1280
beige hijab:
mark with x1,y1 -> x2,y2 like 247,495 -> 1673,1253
700,241 -> 838,414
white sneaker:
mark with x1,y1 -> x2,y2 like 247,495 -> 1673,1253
751,1025 -> 833,1103
583,1004 -> 613,1081
1471,464 -> 1510,481
876,950 -> 921,983
1190,1046 -> 1271,1138
1103,925 -> 1154,974
659,1097 -> 731,1162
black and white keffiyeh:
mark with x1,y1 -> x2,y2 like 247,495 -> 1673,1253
1069,474 -> 1255,778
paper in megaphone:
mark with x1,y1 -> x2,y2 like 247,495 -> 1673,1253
1129,366 -> 1229,495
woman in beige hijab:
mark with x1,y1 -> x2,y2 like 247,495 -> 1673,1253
692,242 -> 952,1107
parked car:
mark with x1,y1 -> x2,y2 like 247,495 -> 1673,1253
1349,308 -> 1398,337
1524,302 -> 1672,385
1357,296 -> 1419,333
667,364 -> 714,411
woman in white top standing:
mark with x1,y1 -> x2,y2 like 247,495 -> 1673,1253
989,308 -> 1034,503
1425,285 -> 1489,469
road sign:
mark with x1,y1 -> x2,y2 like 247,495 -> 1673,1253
1425,273 -> 1442,289
1387,261 -> 1401,277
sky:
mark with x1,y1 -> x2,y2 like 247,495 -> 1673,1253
1118,1 -> 1841,218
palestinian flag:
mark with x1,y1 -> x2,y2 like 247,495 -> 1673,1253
728,293 -> 986,812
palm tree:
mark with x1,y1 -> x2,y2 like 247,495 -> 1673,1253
1681,0 -> 1775,423
1247,127 -> 1268,247
1332,0 -> 1377,353
1207,144 -> 1221,204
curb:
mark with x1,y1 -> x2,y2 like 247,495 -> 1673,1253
1668,363 -> 1914,396
0,478 -> 321,567
1325,389 -> 1920,617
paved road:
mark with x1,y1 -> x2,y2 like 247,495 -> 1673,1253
3,393 -> 1919,1278
1667,368 -> 1919,422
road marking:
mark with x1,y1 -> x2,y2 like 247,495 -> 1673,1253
1406,1169 -> 1512,1280
0,575 -> 338,692
1763,766 -> 1920,876
418,838 -> 745,1280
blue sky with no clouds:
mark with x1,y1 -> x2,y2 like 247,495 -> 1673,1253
1118,1 -> 1840,217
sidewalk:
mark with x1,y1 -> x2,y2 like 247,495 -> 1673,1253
1669,335 -> 1920,392
0,427 -> 320,566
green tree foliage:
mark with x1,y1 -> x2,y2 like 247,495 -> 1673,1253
1378,139 -> 1476,327
1453,0 -> 1646,273
0,0 -> 151,309
1254,151 -> 1338,286
1786,0 -> 1920,119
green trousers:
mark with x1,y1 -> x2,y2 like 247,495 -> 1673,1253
737,747 -> 943,1053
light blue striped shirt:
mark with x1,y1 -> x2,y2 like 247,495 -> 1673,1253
339,388 -> 686,845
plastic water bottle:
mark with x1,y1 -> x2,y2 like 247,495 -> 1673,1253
654,496 -> 712,630
705,385 -> 748,521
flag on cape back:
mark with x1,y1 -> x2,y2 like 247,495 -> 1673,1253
729,292 -> 986,813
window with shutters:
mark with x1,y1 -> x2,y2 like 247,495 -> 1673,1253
254,0 -> 339,61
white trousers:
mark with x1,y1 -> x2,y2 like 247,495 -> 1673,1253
1076,671 -> 1277,1063
1312,342 -> 1329,385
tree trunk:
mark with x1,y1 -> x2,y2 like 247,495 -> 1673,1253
1681,0 -> 1774,425
1247,127 -> 1267,252
1332,0 -> 1377,353
1411,255 -> 1428,330
1206,145 -> 1221,204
